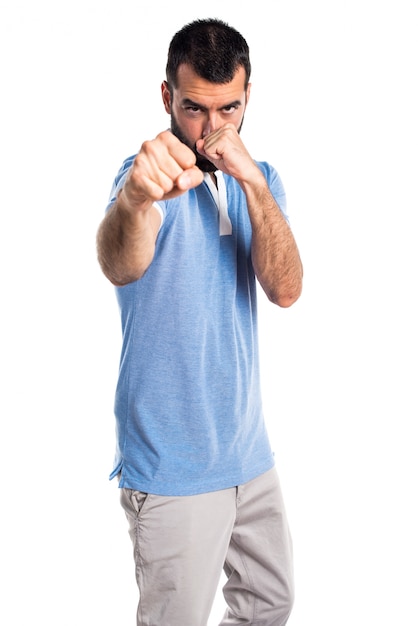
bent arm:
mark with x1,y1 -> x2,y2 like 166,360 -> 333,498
242,170 -> 303,308
196,124 -> 302,307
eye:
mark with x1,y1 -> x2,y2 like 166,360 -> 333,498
223,105 -> 239,114
184,105 -> 202,114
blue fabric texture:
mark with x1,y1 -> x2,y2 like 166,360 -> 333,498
106,156 -> 288,496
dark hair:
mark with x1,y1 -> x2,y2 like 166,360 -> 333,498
166,18 -> 251,90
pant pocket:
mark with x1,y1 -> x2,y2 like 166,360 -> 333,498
120,487 -> 149,517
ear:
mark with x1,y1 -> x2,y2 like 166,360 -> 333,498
161,81 -> 171,113
245,82 -> 252,105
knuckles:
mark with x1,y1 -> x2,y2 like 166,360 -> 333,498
138,132 -> 196,170
128,131 -> 200,200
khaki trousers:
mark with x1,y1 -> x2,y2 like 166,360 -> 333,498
120,467 -> 294,625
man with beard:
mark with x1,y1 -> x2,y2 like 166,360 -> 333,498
97,18 -> 303,626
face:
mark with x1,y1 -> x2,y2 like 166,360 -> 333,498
162,64 -> 250,172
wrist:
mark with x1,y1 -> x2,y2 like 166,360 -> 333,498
117,185 -> 151,217
238,166 -> 267,195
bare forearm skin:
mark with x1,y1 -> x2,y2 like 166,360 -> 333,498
97,132 -> 205,286
96,191 -> 158,287
242,175 -> 303,308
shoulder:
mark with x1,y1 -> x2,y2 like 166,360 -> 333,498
106,155 -> 137,211
113,154 -> 136,185
255,161 -> 283,186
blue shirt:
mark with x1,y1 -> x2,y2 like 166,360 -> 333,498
107,156 -> 288,496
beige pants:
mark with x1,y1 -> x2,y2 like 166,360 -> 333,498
120,467 -> 294,626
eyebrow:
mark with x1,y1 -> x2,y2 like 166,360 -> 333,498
180,98 -> 243,110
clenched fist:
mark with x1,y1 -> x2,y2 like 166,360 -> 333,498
122,130 -> 204,210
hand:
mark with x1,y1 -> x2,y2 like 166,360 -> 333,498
195,123 -> 260,183
122,130 -> 204,211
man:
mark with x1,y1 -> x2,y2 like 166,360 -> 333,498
97,18 -> 303,626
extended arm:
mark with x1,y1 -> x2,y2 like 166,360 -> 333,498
97,131 -> 203,286
96,189 -> 161,286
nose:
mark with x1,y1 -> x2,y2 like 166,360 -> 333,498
202,112 -> 219,137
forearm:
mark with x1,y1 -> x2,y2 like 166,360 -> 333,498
96,191 -> 158,286
97,132 -> 205,286
243,175 -> 303,308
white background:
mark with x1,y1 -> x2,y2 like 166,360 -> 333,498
1,1 -> 417,624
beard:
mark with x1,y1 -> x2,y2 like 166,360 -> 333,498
170,113 -> 218,173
